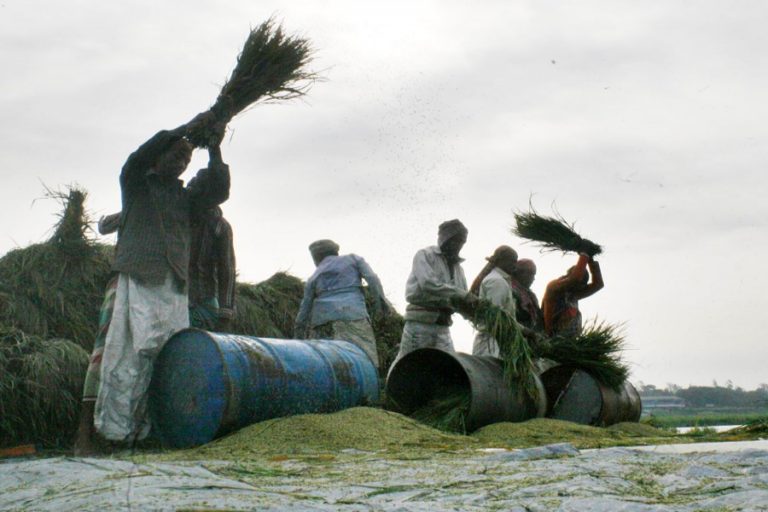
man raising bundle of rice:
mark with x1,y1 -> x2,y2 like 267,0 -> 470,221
541,253 -> 604,337
95,113 -> 230,444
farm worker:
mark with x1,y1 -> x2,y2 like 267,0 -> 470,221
542,253 -> 604,336
294,239 -> 390,369
73,212 -> 121,455
95,114 -> 230,443
188,206 -> 236,332
510,258 -> 545,332
390,219 -> 475,368
469,245 -> 519,357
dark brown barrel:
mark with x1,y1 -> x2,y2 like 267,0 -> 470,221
385,348 -> 546,432
539,363 -> 641,426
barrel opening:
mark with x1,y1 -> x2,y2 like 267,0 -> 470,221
385,349 -> 470,415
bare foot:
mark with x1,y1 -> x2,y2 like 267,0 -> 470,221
73,401 -> 100,456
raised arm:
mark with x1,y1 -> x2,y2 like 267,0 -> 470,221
119,125 -> 187,187
293,278 -> 317,339
354,255 -> 388,315
187,145 -> 231,209
546,253 -> 589,295
573,258 -> 604,300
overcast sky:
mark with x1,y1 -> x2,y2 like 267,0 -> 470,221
1,1 -> 766,389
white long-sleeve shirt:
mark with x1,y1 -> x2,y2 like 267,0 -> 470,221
473,267 -> 516,357
404,245 -> 468,324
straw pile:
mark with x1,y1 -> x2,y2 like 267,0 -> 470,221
231,273 -> 306,338
0,327 -> 88,448
512,206 -> 602,257
0,188 -> 113,351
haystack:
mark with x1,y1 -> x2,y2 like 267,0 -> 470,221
232,272 -> 306,338
0,327 -> 88,448
0,188 -> 113,350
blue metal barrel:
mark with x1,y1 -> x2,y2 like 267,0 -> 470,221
148,329 -> 380,448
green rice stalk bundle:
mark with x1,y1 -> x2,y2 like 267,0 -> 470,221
461,299 -> 539,403
0,187 -> 113,350
0,326 -> 88,448
539,320 -> 629,390
188,18 -> 316,147
410,390 -> 471,434
512,207 -> 602,257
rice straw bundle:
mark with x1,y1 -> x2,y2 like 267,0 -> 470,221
512,206 -> 602,257
0,327 -> 88,448
188,18 -> 316,147
410,390 -> 471,433
454,298 -> 539,403
539,320 -> 629,390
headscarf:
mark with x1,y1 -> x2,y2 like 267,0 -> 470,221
437,219 -> 468,247
470,245 -> 518,295
309,239 -> 340,260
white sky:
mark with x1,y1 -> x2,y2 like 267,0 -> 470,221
1,0 -> 766,389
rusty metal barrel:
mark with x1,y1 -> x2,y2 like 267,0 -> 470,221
385,348 -> 546,432
148,329 -> 380,448
538,363 -> 641,426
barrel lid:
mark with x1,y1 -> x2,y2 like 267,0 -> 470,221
148,328 -> 226,448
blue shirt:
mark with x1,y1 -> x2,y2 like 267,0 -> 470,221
294,254 -> 386,337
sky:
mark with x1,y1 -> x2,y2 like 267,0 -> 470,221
1,0 -> 766,389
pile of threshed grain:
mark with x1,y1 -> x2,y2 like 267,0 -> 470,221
472,418 -> 676,450
148,411 -> 720,462
164,407 -> 470,460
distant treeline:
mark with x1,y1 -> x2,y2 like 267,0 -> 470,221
637,382 -> 768,409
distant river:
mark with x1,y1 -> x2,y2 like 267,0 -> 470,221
676,425 -> 742,433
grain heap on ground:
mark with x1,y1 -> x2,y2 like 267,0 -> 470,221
166,407 -> 471,460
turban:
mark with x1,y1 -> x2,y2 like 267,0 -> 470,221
487,245 -> 518,267
437,219 -> 468,247
309,239 -> 340,258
